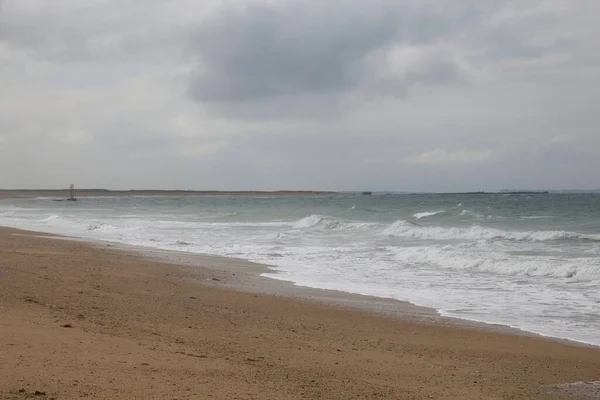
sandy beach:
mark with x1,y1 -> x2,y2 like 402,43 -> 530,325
1,227 -> 599,399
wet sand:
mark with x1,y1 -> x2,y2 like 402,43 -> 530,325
1,227 -> 599,399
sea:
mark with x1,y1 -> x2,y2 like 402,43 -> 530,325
1,192 -> 599,346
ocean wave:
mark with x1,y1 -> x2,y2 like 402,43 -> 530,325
520,215 -> 554,220
292,214 -> 377,231
207,221 -> 289,228
391,246 -> 600,280
413,210 -> 445,219
263,232 -> 288,240
87,222 -> 114,231
382,220 -> 600,243
293,214 -> 332,229
363,207 -> 388,214
214,211 -> 239,219
0,212 -> 97,234
266,252 -> 284,258
0,206 -> 24,217
459,209 -> 484,219
40,215 -> 61,222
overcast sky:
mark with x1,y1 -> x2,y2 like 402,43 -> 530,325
1,0 -> 599,191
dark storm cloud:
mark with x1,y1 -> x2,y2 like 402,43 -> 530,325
187,1 -> 476,105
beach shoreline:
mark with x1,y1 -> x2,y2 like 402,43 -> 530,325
2,226 -> 600,399
11,229 -> 594,347
118,241 -> 561,340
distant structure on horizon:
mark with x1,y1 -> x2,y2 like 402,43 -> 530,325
50,184 -> 77,202
67,184 -> 77,201
499,189 -> 549,194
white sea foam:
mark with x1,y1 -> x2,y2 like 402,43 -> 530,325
382,220 -> 600,243
413,210 -> 445,219
87,222 -> 112,231
292,214 -> 329,229
387,246 -> 600,280
292,215 -> 376,231
459,209 -> 484,219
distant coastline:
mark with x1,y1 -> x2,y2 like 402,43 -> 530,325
2,189 -> 599,199
0,189 -> 337,199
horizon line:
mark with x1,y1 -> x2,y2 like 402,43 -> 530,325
2,188 -> 600,194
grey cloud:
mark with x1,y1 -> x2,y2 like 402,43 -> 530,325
0,0 -> 186,63
185,0 -> 596,116
367,52 -> 467,98
187,1 -> 475,106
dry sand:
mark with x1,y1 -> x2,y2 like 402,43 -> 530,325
1,227 -> 599,399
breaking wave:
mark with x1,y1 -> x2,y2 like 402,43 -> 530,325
382,220 -> 600,243
288,215 -> 598,244
413,210 -> 445,219
292,215 -> 376,231
87,222 -> 113,231
459,209 -> 485,219
390,246 -> 600,280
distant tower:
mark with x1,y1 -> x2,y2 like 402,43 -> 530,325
68,184 -> 77,201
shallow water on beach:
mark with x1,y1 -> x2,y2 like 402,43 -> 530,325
1,192 -> 599,345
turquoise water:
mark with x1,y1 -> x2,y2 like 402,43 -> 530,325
1,193 -> 599,345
